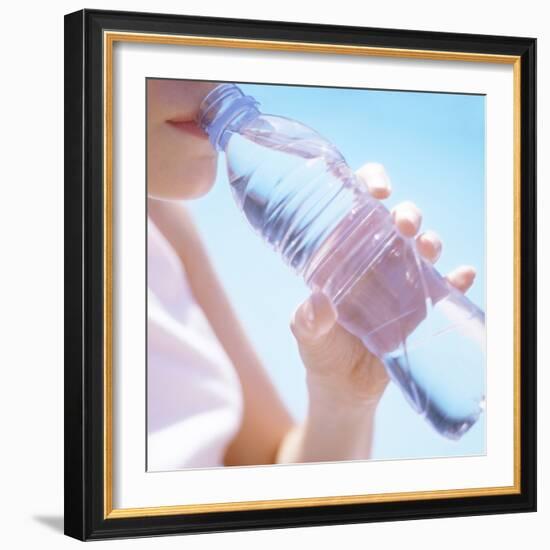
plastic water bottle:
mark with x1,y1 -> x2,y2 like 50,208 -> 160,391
197,84 -> 485,439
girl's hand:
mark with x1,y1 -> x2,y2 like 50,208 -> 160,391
290,162 -> 476,409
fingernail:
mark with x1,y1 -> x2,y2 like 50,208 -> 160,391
402,210 -> 418,225
306,292 -> 329,327
303,299 -> 316,328
369,170 -> 391,193
417,230 -> 441,262
370,176 -> 391,194
393,210 -> 416,235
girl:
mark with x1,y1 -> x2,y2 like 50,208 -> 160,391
146,79 -> 476,470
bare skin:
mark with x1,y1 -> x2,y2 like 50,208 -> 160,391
147,79 -> 476,465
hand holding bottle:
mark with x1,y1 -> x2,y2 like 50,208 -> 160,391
290,162 -> 476,410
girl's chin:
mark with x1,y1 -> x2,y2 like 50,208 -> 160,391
147,180 -> 215,201
148,158 -> 217,200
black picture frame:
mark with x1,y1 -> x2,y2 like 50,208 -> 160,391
64,8 -> 537,541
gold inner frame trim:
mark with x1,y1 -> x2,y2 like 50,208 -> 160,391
103,30 -> 522,519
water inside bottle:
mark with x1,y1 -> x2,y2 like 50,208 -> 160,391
226,122 -> 359,273
383,294 -> 485,439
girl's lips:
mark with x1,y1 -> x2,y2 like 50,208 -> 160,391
166,119 -> 208,140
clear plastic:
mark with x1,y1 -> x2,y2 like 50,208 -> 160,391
197,84 -> 485,439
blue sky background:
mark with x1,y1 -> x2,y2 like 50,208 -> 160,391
186,82 -> 486,460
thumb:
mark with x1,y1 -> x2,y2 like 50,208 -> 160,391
290,292 -> 337,344
290,292 -> 363,373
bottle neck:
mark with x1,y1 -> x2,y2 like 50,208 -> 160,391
196,84 -> 260,151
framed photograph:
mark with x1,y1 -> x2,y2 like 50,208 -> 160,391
64,9 -> 537,540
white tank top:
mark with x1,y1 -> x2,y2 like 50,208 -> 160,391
147,217 -> 243,471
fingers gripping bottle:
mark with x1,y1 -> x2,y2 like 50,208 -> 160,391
197,84 -> 485,439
